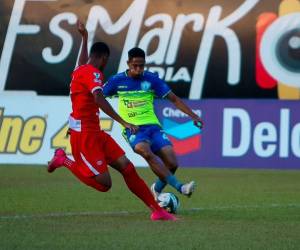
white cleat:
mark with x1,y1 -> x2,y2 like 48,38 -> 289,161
181,181 -> 195,197
151,183 -> 160,201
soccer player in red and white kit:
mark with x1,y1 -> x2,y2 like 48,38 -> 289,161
47,21 -> 176,221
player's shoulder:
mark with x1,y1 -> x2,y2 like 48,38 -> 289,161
108,71 -> 127,83
74,64 -> 89,73
84,64 -> 102,75
143,71 -> 165,85
75,64 -> 103,78
143,70 -> 160,80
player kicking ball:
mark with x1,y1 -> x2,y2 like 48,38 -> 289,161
76,22 -> 203,201
47,21 -> 176,221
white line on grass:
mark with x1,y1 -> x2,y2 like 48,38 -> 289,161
1,203 -> 299,220
189,203 -> 300,211
0,211 -> 132,220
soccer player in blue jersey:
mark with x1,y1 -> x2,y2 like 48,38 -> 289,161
78,25 -> 203,200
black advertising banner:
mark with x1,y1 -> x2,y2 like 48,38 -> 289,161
0,0 -> 299,99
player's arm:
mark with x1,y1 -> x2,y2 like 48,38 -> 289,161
152,73 -> 204,128
166,92 -> 204,129
102,80 -> 115,98
93,89 -> 138,133
77,20 -> 88,66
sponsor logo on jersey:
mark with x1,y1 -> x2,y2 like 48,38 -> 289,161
93,72 -> 102,83
141,81 -> 151,91
118,85 -> 128,89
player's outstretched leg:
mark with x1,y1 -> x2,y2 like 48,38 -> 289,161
47,148 -> 109,192
47,148 -> 75,172
150,208 -> 177,221
153,145 -> 195,197
113,158 -> 177,221
47,148 -> 67,173
151,179 -> 195,199
134,143 -> 195,198
180,181 -> 196,197
151,145 -> 177,198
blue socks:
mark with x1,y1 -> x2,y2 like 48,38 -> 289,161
155,175 -> 182,193
154,179 -> 167,193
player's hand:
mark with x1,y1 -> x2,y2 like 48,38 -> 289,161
77,20 -> 87,38
193,118 -> 204,129
124,122 -> 139,134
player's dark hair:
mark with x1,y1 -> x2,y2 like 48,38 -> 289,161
90,42 -> 110,58
128,47 -> 145,60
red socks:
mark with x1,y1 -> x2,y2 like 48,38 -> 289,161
120,162 -> 162,211
62,157 -> 161,211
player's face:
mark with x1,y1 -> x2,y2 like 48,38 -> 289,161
99,54 -> 109,70
127,57 -> 145,78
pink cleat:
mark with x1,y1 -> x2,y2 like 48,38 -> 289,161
47,148 -> 66,173
151,209 -> 178,221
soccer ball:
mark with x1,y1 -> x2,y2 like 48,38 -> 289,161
157,192 -> 180,214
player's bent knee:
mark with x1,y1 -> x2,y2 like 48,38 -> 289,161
119,161 -> 135,176
134,147 -> 153,160
169,163 -> 178,173
92,183 -> 111,192
93,173 -> 112,191
110,155 -> 132,173
117,155 -> 131,168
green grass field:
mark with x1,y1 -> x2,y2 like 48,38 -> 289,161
0,165 -> 300,250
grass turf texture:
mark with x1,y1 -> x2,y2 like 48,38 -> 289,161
0,165 -> 299,250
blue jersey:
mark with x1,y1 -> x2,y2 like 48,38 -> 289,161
103,70 -> 171,126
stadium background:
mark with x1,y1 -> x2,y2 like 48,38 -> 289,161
1,1 -> 300,249
0,0 -> 299,169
